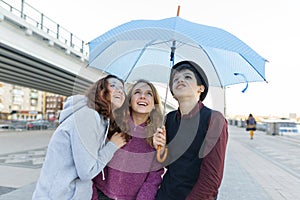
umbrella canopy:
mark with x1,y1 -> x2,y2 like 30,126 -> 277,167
88,16 -> 267,88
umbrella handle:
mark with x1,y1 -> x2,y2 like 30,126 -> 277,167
156,145 -> 168,163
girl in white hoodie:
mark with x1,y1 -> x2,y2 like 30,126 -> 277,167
33,75 -> 129,200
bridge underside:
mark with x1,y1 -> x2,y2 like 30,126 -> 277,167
0,42 -> 93,96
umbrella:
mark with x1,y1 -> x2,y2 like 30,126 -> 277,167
87,7 -> 267,161
88,16 -> 267,88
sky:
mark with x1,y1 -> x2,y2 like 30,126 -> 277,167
5,0 -> 300,118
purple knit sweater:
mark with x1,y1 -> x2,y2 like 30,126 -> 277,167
92,118 -> 164,200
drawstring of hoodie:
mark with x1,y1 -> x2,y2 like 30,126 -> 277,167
101,119 -> 110,180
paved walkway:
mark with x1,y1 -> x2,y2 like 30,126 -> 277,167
0,130 -> 52,200
220,126 -> 300,200
0,126 -> 299,199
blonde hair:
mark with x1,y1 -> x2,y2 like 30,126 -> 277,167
127,79 -> 163,146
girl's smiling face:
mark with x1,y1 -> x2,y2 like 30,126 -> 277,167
107,77 -> 125,111
130,82 -> 155,115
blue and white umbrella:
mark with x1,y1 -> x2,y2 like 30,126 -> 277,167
88,14 -> 268,162
88,16 -> 267,89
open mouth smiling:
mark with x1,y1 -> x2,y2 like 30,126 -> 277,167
137,101 -> 148,106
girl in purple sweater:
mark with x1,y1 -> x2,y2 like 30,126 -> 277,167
92,79 -> 164,200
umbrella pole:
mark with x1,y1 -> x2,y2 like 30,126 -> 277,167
157,39 -> 177,163
156,61 -> 172,163
160,5 -> 179,123
156,69 -> 170,163
157,6 -> 180,163
161,82 -> 170,127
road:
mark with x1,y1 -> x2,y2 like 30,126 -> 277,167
0,126 -> 300,199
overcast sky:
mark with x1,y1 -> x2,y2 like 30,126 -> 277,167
6,0 -> 300,117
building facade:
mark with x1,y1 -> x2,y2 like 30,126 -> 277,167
45,95 -> 64,121
0,81 -> 65,121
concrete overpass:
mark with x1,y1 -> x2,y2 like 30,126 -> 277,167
0,0 -> 177,112
0,0 -> 105,96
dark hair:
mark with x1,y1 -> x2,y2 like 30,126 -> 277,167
85,74 -> 130,139
127,79 -> 163,147
169,60 -> 209,101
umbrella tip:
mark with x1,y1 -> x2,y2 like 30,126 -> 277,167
177,5 -> 181,16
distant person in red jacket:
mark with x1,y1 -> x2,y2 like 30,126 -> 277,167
153,61 -> 228,200
246,114 -> 257,140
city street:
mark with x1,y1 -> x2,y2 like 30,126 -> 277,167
0,126 -> 300,199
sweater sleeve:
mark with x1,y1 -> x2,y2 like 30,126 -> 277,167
136,168 -> 164,200
186,111 -> 228,200
70,107 -> 118,181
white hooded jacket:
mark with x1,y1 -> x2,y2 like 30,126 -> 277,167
32,95 -> 118,200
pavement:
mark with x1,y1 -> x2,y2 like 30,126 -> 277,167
0,126 -> 300,200
0,130 -> 52,200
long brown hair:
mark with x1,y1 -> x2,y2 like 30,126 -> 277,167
127,79 -> 163,147
85,75 -> 130,139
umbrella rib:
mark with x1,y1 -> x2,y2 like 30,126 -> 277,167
124,39 -> 157,82
239,54 -> 267,82
182,43 -> 266,86
151,40 -> 172,46
195,44 -> 224,88
89,40 -> 116,66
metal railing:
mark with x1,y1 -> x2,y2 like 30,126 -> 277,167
0,0 -> 87,57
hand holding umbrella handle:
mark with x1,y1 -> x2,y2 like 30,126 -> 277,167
156,145 -> 168,163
